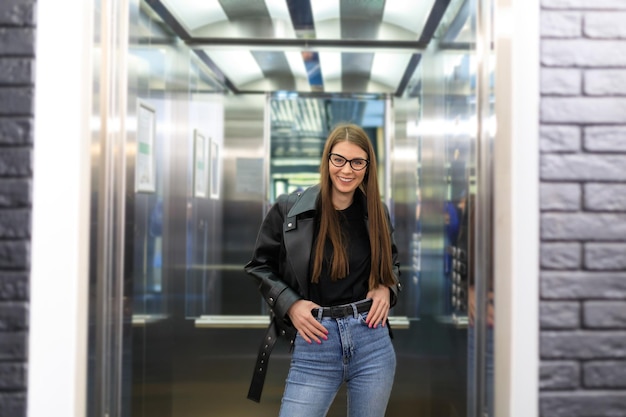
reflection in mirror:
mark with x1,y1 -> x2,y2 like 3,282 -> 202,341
158,0 -> 437,42
268,95 -> 385,203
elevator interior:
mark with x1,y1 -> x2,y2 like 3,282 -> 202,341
88,0 -> 494,416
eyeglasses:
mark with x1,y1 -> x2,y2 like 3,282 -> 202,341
328,153 -> 369,171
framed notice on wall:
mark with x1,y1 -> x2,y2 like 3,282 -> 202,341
194,130 -> 208,198
136,101 -> 157,193
209,137 -> 220,199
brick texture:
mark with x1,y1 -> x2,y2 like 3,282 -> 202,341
540,2 -> 626,415
540,361 -> 580,390
583,361 -> 626,388
540,242 -> 581,269
540,125 -> 581,152
584,126 -> 626,152
540,301 -> 580,329
0,1 -> 34,416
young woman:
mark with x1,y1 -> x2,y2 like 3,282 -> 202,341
245,123 -> 401,417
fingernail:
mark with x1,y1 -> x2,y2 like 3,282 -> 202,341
317,340 -> 322,344
323,335 -> 328,340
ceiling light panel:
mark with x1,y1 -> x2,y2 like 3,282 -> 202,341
148,0 -> 453,95
310,0 -> 340,39
203,50 -> 263,87
284,51 -> 307,79
383,0 -> 435,36
371,52 -> 413,88
318,51 -> 342,92
265,0 -> 291,21
264,0 -> 297,38
310,0 -> 340,23
161,0 -> 228,32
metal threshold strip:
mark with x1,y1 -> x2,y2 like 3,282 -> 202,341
436,315 -> 469,329
132,314 -> 168,326
194,315 -> 411,329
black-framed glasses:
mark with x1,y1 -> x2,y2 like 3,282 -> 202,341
329,153 -> 369,171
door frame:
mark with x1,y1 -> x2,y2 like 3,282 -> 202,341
492,0 -> 540,416
28,1 -> 94,416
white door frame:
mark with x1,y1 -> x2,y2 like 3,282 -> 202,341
29,1 -> 94,416
493,0 -> 540,416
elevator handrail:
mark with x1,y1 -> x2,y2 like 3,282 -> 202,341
194,315 -> 411,329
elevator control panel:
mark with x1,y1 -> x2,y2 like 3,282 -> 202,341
450,245 -> 468,313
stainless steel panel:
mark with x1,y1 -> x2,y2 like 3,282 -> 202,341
390,95 -> 421,318
88,0 -> 134,416
416,44 -> 449,317
473,0 -> 495,414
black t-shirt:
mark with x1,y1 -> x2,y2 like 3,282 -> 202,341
309,199 -> 371,306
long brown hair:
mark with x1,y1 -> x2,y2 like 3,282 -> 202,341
311,123 -> 396,290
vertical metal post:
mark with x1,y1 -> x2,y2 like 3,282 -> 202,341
384,94 -> 394,209
263,92 -> 272,214
474,0 -> 495,415
93,0 -> 130,416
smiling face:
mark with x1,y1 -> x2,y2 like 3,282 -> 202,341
328,140 -> 369,207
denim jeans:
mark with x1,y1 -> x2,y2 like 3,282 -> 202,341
278,311 -> 396,417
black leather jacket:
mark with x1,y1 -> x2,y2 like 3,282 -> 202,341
244,184 -> 402,326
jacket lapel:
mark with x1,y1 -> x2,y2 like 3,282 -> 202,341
283,185 -> 319,297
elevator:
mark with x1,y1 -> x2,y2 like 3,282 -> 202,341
88,0 -> 495,416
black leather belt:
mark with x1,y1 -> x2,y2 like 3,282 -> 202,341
312,299 -> 372,319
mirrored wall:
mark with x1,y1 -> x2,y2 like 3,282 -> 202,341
268,95 -> 386,201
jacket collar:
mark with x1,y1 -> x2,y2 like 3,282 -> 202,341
287,184 -> 319,217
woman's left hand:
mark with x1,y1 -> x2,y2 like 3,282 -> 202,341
365,286 -> 391,328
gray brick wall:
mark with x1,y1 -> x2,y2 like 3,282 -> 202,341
540,1 -> 626,416
0,0 -> 35,416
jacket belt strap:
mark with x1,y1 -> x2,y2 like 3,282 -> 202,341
247,320 -> 279,402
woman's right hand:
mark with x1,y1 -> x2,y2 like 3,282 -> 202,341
287,300 -> 329,344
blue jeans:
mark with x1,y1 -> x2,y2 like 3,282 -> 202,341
278,311 -> 396,417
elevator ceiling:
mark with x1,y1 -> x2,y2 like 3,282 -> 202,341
143,0 -> 472,95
